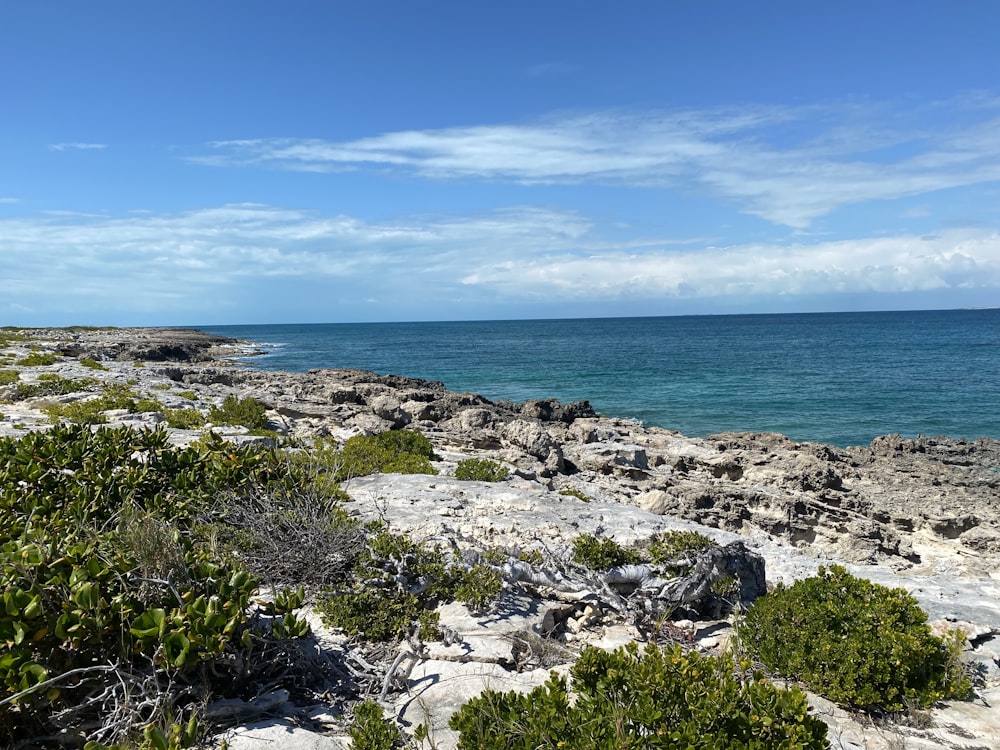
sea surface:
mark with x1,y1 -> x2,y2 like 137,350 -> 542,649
200,309 -> 1000,447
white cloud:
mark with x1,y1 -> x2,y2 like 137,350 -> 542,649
460,231 -> 1000,300
0,197 -> 18,204
195,98 -> 1000,228
3,203 -> 999,320
49,142 -> 107,152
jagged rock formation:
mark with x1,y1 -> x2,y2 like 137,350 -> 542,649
3,327 -> 1000,749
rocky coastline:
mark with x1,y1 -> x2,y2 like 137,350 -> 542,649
2,326 -> 999,749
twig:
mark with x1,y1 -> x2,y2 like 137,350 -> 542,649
0,664 -> 118,707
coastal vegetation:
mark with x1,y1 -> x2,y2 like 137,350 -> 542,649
0,328 -> 987,748
449,642 -> 829,749
738,565 -> 972,712
454,457 -> 508,482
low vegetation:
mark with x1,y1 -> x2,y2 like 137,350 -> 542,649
42,383 -> 164,425
738,564 -> 973,711
15,351 -> 58,367
79,357 -> 107,370
335,429 -> 438,479
571,533 -> 643,569
454,457 -> 509,482
207,394 -> 269,430
0,425 -> 311,748
449,642 -> 829,749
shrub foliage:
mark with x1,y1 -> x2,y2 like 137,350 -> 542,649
0,425 -> 312,747
454,458 -> 509,482
336,429 -> 437,479
738,565 -> 972,711
449,642 -> 829,749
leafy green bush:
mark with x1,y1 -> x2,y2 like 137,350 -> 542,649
558,487 -> 591,502
16,351 -> 57,367
336,429 -> 437,479
79,357 -> 107,370
454,458 -> 509,482
0,425 -> 310,745
454,564 -> 504,613
0,369 -> 18,385
571,534 -> 642,569
6,375 -> 99,401
0,425 -> 305,746
164,408 -> 207,429
207,395 -> 269,430
42,383 -> 165,424
350,701 -> 404,750
648,530 -> 717,567
318,528 -> 475,641
449,642 -> 828,749
738,565 -> 972,711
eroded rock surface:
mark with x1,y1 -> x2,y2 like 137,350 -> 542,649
3,327 -> 1000,749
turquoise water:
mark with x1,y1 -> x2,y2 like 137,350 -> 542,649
201,309 -> 1000,447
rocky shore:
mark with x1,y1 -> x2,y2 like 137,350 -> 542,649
2,326 -> 999,749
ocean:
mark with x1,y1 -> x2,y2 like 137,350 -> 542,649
200,309 -> 1000,448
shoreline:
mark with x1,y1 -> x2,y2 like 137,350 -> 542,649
2,326 -> 1000,747
2,325 -> 999,580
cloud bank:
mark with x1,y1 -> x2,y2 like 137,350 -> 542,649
195,99 -> 1000,228
3,203 -> 999,321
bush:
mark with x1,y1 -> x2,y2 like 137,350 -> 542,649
79,357 -> 107,370
350,701 -> 404,750
648,530 -> 717,567
558,487 -> 591,502
164,408 -> 207,430
454,458 -> 509,482
0,370 -> 18,385
336,429 -> 437,480
316,528 -> 495,641
207,395 -> 269,430
449,642 -> 828,749
16,352 -> 57,367
738,565 -> 972,711
0,425 -> 310,745
6,375 -> 99,401
571,534 -> 641,569
42,384 -> 164,425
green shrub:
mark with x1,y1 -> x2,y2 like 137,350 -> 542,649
454,564 -> 504,613
164,408 -> 207,429
648,529 -> 717,567
79,357 -> 107,370
318,529 -> 464,641
336,429 -> 437,479
0,425 -> 309,745
558,487 -> 591,502
739,565 -> 972,711
454,458 -> 509,482
177,390 -> 197,400
449,642 -> 828,749
571,534 -> 641,570
15,352 -> 57,367
207,394 -> 269,430
0,370 -> 18,385
42,383 -> 164,424
350,701 -> 404,750
7,375 -> 99,401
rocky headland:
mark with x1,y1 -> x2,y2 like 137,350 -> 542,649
2,327 -> 999,749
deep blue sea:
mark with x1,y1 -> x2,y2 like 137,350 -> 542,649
200,309 -> 1000,448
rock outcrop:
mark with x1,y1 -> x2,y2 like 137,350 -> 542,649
3,327 -> 1000,749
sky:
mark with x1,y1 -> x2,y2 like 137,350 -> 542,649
3,1 -> 1000,325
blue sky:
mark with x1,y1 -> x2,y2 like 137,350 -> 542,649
3,1 -> 1000,325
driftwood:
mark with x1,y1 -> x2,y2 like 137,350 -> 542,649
504,541 -> 765,612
